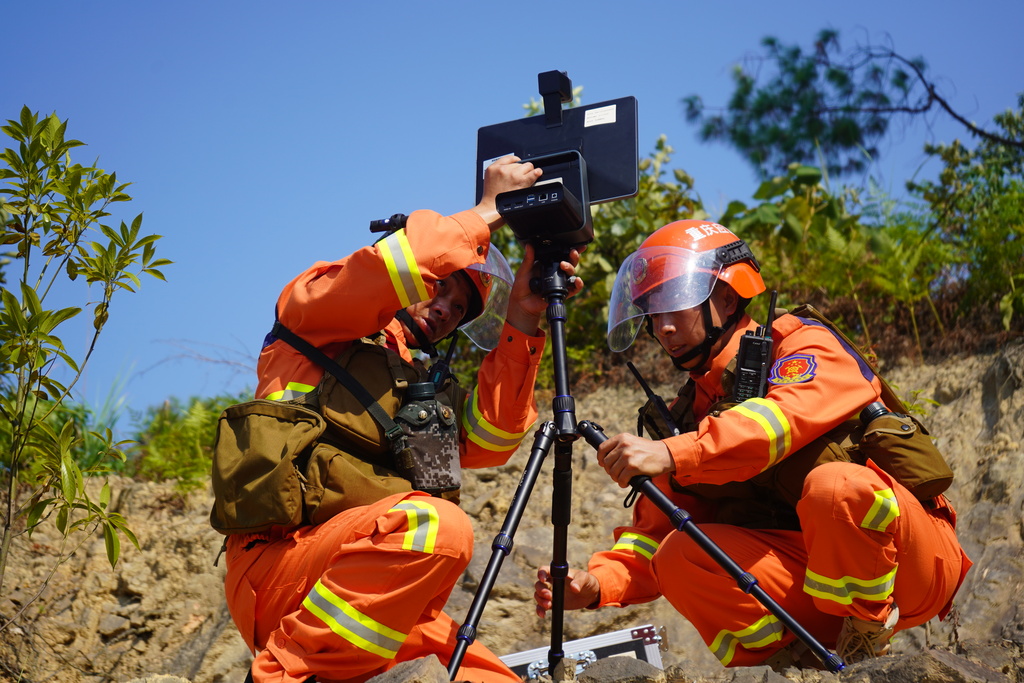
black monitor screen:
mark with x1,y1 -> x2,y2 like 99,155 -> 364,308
476,95 -> 639,206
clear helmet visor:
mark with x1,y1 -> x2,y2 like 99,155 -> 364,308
607,246 -> 722,352
458,246 -> 514,351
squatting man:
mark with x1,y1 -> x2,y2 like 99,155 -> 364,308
535,219 -> 971,669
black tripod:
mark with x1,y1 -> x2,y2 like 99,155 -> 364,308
448,250 -> 583,679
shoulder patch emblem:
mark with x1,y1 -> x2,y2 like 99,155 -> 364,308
769,353 -> 817,385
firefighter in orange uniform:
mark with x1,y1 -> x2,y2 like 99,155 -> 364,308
534,219 -> 971,668
226,155 -> 583,683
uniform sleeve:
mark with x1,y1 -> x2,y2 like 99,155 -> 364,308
275,209 -> 491,345
666,320 -> 883,486
588,475 -> 717,607
458,323 -> 546,469
257,209 -> 491,398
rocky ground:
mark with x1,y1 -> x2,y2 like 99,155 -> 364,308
2,343 -> 1023,682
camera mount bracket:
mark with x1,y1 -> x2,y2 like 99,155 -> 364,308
539,69 -> 573,128
495,150 -> 591,249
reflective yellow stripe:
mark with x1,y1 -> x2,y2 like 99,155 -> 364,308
379,229 -> 428,308
732,398 -> 791,470
302,580 -> 406,659
709,613 -> 784,666
861,488 -> 900,532
612,532 -> 660,561
803,565 -> 897,605
391,500 -> 439,553
265,382 -> 317,401
461,390 -> 529,452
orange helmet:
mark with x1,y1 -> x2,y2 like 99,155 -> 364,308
459,268 -> 491,323
607,220 -> 764,351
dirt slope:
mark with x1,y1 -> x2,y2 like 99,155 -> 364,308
2,343 -> 1022,682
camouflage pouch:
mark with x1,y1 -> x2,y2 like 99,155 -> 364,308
392,382 -> 461,495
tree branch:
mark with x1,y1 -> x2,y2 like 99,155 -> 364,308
876,49 -> 1024,149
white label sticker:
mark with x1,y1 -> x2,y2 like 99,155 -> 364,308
584,105 -> 617,127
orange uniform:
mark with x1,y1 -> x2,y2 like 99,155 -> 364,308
588,313 -> 971,667
225,209 -> 542,682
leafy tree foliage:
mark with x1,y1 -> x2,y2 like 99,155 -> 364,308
908,96 -> 1024,329
0,107 -> 171,624
683,29 -> 1023,180
720,163 -> 954,360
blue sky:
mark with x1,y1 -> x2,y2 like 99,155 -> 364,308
5,1 -> 1023,427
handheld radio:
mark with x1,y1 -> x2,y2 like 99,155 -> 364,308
733,290 -> 778,402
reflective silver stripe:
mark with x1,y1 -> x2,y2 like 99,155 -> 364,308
265,382 -> 317,401
391,500 -> 439,553
379,229 -> 427,308
461,390 -> 529,452
709,614 -> 784,665
861,488 -> 900,532
302,580 -> 406,658
612,532 -> 659,560
732,398 -> 791,470
803,566 -> 897,605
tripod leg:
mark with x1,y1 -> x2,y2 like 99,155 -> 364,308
447,421 -> 557,680
546,439 -> 574,673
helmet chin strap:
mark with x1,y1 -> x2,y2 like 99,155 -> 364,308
395,309 -> 439,358
667,300 -> 745,374
395,308 -> 466,360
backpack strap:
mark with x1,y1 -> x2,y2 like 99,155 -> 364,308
270,320 -> 405,446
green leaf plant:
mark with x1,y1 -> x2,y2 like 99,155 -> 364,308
0,106 -> 171,633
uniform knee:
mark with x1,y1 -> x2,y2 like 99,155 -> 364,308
443,499 -> 474,543
651,531 -> 707,585
424,497 -> 475,562
799,461 -> 886,515
380,494 -> 475,564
